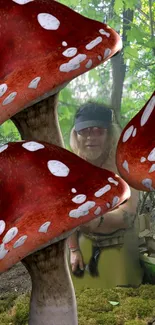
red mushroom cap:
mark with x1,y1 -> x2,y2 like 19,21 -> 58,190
0,141 -> 130,272
0,0 -> 122,124
116,91 -> 155,191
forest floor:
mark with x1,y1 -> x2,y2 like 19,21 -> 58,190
0,264 -> 155,325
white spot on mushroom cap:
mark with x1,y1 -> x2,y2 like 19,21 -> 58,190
0,221 -> 6,236
99,29 -> 110,37
3,227 -> 18,244
62,41 -> 68,47
22,141 -> 45,152
72,194 -> 86,204
122,125 -> 134,143
94,207 -> 102,216
59,54 -> 87,73
149,164 -> 155,173
98,55 -> 102,61
123,160 -> 129,173
71,188 -> 77,193
0,244 -> 8,260
37,13 -> 60,30
85,59 -> 93,69
95,184 -> 111,198
142,178 -> 154,190
62,48 -> 77,58
86,37 -> 102,50
140,96 -> 155,127
2,92 -> 17,105
12,0 -> 33,4
132,128 -> 137,137
39,222 -> 51,233
69,201 -> 96,218
112,196 -> 119,208
13,235 -> 28,248
0,144 -> 8,153
0,84 -> 7,97
140,157 -> 146,163
48,160 -> 70,177
108,177 -> 119,186
104,48 -> 112,59
106,203 -> 111,208
148,148 -> 155,161
28,77 -> 41,89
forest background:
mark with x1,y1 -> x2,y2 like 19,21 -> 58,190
0,0 -> 154,148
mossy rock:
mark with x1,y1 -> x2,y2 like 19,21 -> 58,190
138,284 -> 155,300
96,313 -> 117,325
114,297 -> 153,320
12,293 -> 30,325
79,316 -> 98,325
0,293 -> 18,313
0,311 -> 13,325
124,320 -> 146,325
0,285 -> 155,325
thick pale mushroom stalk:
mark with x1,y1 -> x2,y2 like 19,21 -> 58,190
116,91 -> 155,191
0,141 -> 130,324
0,1 -> 123,324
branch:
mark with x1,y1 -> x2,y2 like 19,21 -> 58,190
148,0 -> 155,56
135,6 -> 155,28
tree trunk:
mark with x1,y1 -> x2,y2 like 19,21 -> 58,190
110,6 -> 134,122
111,51 -> 126,123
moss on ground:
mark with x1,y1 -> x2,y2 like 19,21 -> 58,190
0,285 -> 154,325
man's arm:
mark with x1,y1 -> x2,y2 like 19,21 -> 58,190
67,231 -> 85,273
67,231 -> 79,252
96,187 -> 139,233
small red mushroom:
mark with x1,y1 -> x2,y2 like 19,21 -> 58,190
0,140 -> 130,272
0,0 -> 122,124
116,91 -> 155,191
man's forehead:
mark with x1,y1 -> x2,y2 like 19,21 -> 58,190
82,126 -> 106,130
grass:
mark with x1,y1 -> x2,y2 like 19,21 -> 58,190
0,285 -> 155,324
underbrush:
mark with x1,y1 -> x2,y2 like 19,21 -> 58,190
0,285 -> 155,325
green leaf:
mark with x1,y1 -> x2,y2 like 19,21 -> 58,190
109,301 -> 120,306
114,0 -> 124,15
124,0 -> 136,10
126,26 -> 148,43
124,45 -> 139,59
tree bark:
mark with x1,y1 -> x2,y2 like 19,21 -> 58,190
110,6 -> 134,123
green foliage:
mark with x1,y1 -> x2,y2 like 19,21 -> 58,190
114,0 -> 124,15
0,120 -> 20,145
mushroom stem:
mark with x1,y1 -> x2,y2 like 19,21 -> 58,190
11,93 -> 64,147
23,241 -> 77,325
11,93 -> 77,325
